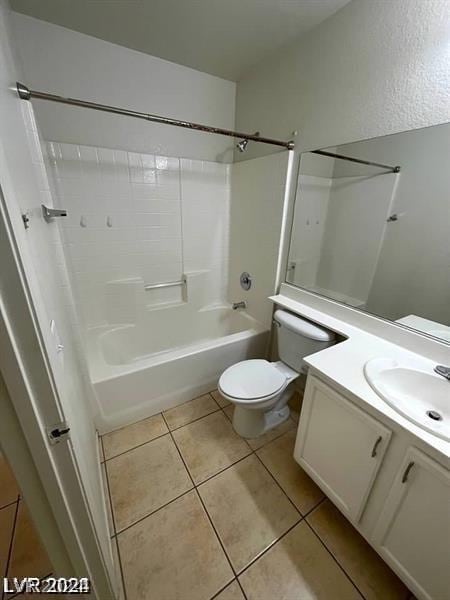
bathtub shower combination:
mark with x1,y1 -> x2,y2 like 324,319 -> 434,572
44,142 -> 273,430
27,84 -> 293,432
89,304 -> 268,430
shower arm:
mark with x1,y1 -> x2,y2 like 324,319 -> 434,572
16,82 -> 294,151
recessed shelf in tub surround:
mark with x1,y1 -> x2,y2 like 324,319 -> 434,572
269,293 -> 450,463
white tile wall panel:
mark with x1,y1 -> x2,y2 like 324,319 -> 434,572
46,142 -> 231,328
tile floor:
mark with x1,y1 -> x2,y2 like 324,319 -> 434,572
0,454 -> 54,600
101,389 -> 412,600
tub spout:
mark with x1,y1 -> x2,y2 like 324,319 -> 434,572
232,301 -> 247,310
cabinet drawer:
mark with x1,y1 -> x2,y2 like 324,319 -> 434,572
294,376 -> 391,521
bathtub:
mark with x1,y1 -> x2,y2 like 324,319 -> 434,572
87,305 -> 269,432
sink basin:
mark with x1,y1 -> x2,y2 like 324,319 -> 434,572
364,357 -> 450,442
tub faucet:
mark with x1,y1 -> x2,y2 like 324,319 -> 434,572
232,301 -> 247,310
434,365 -> 450,380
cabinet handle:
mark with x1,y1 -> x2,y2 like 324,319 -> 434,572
401,461 -> 415,483
371,435 -> 383,457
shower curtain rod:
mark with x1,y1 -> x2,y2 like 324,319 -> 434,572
311,149 -> 400,173
16,82 -> 294,150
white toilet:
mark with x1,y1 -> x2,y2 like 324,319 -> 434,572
218,309 -> 335,438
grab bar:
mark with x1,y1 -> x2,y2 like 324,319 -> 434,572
144,275 -> 187,291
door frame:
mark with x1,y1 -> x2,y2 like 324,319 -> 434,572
0,182 -> 115,598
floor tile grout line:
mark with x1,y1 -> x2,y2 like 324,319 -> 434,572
102,388 -> 248,464
303,519 -> 366,599
102,451 -> 119,537
102,400 -> 224,462
2,497 -> 20,600
165,405 -> 222,433
162,410 -> 197,490
194,450 -> 253,487
0,498 -> 20,514
162,411 -> 241,588
235,516 -> 304,582
107,413 -> 197,538
252,450 -> 304,517
194,487 -> 239,583
304,500 -> 399,599
114,535 -> 128,600
208,391 -> 231,411
234,515 -> 304,577
102,442 -> 129,600
235,577 -> 249,600
167,408 -> 253,485
209,578 -> 240,600
112,487 -> 194,538
98,431 -> 105,464
99,433 -> 106,466
302,496 -> 327,518
102,429 -> 170,462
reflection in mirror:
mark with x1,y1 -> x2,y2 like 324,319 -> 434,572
286,123 -> 450,343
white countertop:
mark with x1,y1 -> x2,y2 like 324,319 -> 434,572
270,294 -> 450,464
396,315 -> 450,342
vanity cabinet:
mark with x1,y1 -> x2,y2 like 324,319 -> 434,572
294,373 -> 450,600
294,375 -> 391,521
372,448 -> 450,600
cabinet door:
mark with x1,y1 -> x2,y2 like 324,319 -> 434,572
294,376 -> 391,521
373,448 -> 450,600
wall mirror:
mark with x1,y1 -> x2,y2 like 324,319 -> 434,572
286,122 -> 450,343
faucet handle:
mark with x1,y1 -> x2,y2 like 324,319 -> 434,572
232,301 -> 247,310
240,272 -> 252,291
434,365 -> 450,380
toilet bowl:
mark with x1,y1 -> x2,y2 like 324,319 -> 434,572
219,310 -> 335,438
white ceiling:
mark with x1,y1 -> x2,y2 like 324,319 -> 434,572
11,0 -> 350,81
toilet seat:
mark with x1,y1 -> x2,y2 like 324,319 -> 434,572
219,359 -> 286,402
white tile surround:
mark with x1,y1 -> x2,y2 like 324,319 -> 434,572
45,142 -> 230,329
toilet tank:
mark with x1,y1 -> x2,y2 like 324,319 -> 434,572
273,309 -> 335,372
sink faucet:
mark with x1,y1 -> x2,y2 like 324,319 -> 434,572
232,301 -> 247,310
434,365 -> 450,380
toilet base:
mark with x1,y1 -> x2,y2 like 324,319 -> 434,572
232,402 -> 291,439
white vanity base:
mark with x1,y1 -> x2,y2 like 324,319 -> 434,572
295,373 -> 449,600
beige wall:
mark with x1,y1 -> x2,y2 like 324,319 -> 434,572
235,0 -> 450,159
12,13 -> 236,162
228,152 -> 288,327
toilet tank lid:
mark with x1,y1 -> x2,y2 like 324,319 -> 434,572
274,310 -> 335,342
